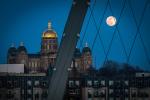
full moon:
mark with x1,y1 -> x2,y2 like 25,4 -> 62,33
106,16 -> 117,26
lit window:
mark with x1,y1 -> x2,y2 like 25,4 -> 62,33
32,62 -> 34,67
88,89 -> 92,98
27,80 -> 32,86
94,80 -> 99,86
71,61 -> 73,68
100,89 -> 105,94
75,81 -> 79,86
87,80 -> 92,86
101,80 -> 105,86
34,81 -> 39,86
109,89 -> 114,94
69,80 -> 74,87
35,62 -> 37,67
109,80 -> 114,86
125,81 -> 129,86
27,89 -> 31,94
75,62 -> 78,68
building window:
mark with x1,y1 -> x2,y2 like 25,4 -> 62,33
125,81 -> 129,86
94,80 -> 99,87
109,89 -> 114,94
75,89 -> 80,94
109,97 -> 114,100
27,98 -> 32,100
94,90 -> 99,97
75,81 -> 79,86
27,89 -> 31,94
71,61 -> 73,68
29,62 -> 31,67
35,62 -> 37,67
101,80 -> 105,86
109,80 -> 114,86
125,98 -> 129,100
47,45 -> 49,50
32,62 -> 34,67
88,89 -> 92,98
75,62 -> 78,68
69,80 -> 74,87
22,89 -> 24,94
34,81 -> 39,86
27,80 -> 32,86
125,89 -> 128,93
87,80 -> 92,86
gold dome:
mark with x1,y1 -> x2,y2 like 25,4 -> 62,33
42,21 -> 57,38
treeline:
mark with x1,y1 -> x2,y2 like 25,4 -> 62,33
87,60 -> 147,78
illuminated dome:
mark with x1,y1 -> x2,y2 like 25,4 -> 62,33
42,21 -> 57,38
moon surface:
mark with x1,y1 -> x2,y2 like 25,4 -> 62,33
106,16 -> 117,26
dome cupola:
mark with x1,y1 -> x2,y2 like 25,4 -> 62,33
17,42 -> 27,53
42,21 -> 57,38
7,43 -> 17,56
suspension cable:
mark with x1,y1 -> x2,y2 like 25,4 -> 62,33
127,0 -> 150,65
103,0 -> 127,64
79,0 -> 97,48
89,0 -> 109,61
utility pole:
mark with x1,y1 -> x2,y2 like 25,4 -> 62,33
47,0 -> 90,100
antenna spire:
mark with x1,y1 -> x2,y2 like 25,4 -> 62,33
48,20 -> 52,30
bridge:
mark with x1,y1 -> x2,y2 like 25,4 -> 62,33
48,0 -> 150,100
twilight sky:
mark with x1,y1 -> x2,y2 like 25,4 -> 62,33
0,0 -> 150,70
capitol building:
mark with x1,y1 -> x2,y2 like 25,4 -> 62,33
7,21 -> 92,74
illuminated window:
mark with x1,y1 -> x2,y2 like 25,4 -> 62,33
101,80 -> 105,86
109,80 -> 114,86
71,61 -> 73,68
27,89 -> 31,94
94,80 -> 99,86
75,81 -> 79,86
75,62 -> 78,68
87,80 -> 92,86
125,81 -> 129,86
32,62 -> 34,67
34,81 -> 39,86
69,80 -> 74,87
109,89 -> 114,94
35,62 -> 37,67
27,80 -> 32,86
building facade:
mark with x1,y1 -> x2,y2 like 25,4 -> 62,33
0,72 -> 150,100
7,21 -> 92,74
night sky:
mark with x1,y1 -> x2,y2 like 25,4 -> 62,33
0,0 -> 150,70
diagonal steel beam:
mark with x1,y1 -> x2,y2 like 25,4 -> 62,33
47,0 -> 90,100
